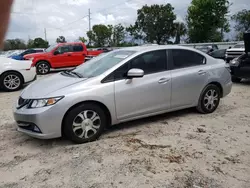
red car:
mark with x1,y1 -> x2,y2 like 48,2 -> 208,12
24,42 -> 88,75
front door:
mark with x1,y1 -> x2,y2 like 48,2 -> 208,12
170,49 -> 209,108
114,50 -> 171,121
51,45 -> 74,68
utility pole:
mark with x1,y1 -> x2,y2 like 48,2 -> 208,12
88,8 -> 91,32
44,28 -> 47,41
88,8 -> 91,46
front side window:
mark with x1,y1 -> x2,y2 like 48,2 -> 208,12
130,50 -> 167,74
172,49 -> 205,69
57,45 -> 72,54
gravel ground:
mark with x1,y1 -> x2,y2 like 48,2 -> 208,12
0,75 -> 250,188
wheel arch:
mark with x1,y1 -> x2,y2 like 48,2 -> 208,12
35,60 -> 51,67
207,81 -> 223,97
0,70 -> 25,83
61,100 -> 112,136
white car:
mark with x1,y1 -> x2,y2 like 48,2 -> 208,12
0,57 -> 36,92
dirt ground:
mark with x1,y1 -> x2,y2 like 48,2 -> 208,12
0,75 -> 250,188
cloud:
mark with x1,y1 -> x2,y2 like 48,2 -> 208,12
6,0 -> 249,43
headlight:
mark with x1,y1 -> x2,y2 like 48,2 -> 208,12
28,96 -> 63,108
230,59 -> 239,66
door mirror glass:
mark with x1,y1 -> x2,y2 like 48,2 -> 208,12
54,50 -> 60,55
127,68 -> 144,78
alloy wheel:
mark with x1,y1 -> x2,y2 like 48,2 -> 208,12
203,89 -> 219,111
3,74 -> 21,90
72,110 -> 101,139
38,63 -> 49,74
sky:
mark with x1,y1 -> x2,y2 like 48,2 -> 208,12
6,0 -> 249,44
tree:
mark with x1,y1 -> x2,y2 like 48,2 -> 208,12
3,39 -> 26,50
174,22 -> 187,44
126,24 -> 144,44
56,36 -> 66,43
232,9 -> 250,40
134,4 -> 176,44
78,36 -> 87,43
87,24 -> 112,47
111,24 -> 125,46
26,38 -> 48,48
187,0 -> 230,43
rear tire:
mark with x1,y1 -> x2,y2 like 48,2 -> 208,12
36,61 -> 50,75
232,76 -> 241,83
197,84 -> 221,114
63,103 -> 107,144
0,71 -> 23,92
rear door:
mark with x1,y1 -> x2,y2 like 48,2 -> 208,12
238,54 -> 250,78
170,49 -> 209,108
51,45 -> 73,68
72,44 -> 86,66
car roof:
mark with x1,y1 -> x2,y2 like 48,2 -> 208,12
116,45 -> 202,53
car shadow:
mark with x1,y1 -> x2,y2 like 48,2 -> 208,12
19,108 -> 196,148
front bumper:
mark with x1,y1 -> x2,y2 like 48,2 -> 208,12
13,103 -> 65,139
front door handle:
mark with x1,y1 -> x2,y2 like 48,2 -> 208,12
158,78 -> 170,84
198,70 -> 206,75
68,54 -> 72,56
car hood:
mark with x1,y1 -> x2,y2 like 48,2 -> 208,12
21,73 -> 88,99
24,52 -> 48,59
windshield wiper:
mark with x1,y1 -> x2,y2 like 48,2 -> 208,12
71,71 -> 83,78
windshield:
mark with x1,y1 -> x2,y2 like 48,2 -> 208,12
72,50 -> 136,78
45,44 -> 57,52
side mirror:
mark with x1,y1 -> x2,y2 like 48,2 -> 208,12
54,51 -> 60,55
127,68 -> 144,78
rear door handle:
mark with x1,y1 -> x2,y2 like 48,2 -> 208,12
68,54 -> 72,56
198,70 -> 206,75
158,78 -> 170,84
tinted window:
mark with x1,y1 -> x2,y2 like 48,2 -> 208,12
172,49 -> 205,69
36,50 -> 44,53
130,50 -> 166,74
73,45 -> 83,52
57,45 -> 72,53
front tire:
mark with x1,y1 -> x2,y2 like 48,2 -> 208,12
0,72 -> 23,92
197,84 -> 221,114
63,103 -> 107,144
36,61 -> 50,75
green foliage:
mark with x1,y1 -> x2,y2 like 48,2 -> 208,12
186,0 -> 230,43
3,39 -> 26,51
174,22 -> 187,44
27,38 -> 49,48
135,4 -> 176,44
78,36 -> 87,43
111,24 -> 125,46
232,9 -> 250,40
87,24 -> 112,47
56,36 -> 66,43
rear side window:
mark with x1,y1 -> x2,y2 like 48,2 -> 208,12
130,50 -> 167,74
73,45 -> 83,52
172,49 -> 205,69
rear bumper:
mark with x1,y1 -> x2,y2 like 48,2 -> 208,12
222,80 -> 232,97
20,67 -> 37,83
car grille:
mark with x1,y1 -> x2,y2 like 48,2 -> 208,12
17,97 -> 30,109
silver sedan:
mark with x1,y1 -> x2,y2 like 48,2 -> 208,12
13,45 -> 232,144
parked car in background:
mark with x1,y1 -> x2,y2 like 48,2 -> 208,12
9,48 -> 44,60
24,42 -> 88,75
208,49 -> 226,60
0,57 -> 36,91
13,45 -> 232,143
230,53 -> 250,82
195,44 -> 219,54
0,50 -> 25,58
225,43 -> 245,63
